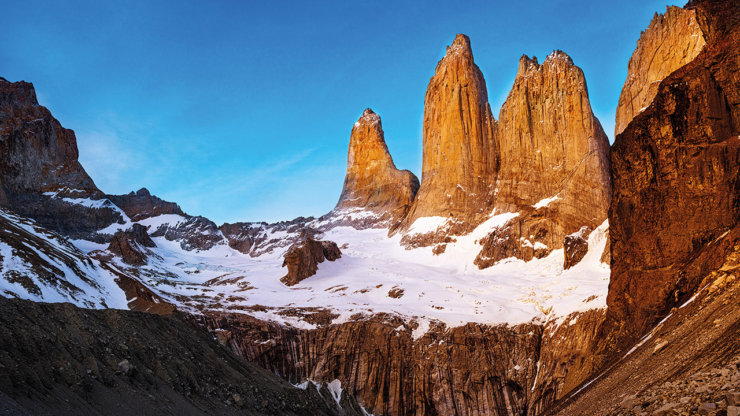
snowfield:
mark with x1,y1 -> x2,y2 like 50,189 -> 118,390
1,201 -> 610,335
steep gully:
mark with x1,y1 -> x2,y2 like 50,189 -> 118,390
0,1 -> 737,415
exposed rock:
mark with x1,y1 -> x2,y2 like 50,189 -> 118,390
220,216 -> 313,257
564,226 -> 591,270
0,79 -> 97,196
614,6 -> 706,136
400,34 -> 498,238
548,232 -> 740,416
0,79 -> 123,238
333,109 -> 419,227
0,297 -> 362,416
107,188 -> 184,221
199,313 -> 543,416
605,0 -> 740,349
149,215 -> 225,251
107,223 -> 156,265
476,51 -> 611,267
529,309 -> 607,414
281,232 -> 342,286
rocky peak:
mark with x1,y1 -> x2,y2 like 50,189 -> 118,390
400,33 -> 498,237
333,108 -> 419,226
107,188 -> 184,221
476,50 -> 611,266
516,51 -> 574,78
445,33 -> 473,57
0,78 -> 98,196
0,79 -> 38,109
614,6 -> 706,136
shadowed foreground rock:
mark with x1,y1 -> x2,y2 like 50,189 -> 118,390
0,297 -> 364,416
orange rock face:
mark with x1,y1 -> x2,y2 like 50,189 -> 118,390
476,52 -> 611,266
334,109 -> 419,226
614,6 -> 706,136
401,34 -> 498,234
605,0 -> 740,350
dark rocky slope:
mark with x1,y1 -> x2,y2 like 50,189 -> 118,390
548,241 -> 740,416
0,297 -> 365,416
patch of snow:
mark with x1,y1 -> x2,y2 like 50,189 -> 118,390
533,195 -> 560,209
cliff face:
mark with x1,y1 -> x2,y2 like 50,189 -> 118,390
0,79 -> 124,238
197,309 -> 608,416
605,0 -> 740,350
475,52 -> 611,266
0,78 -> 97,196
614,6 -> 706,136
400,34 -> 498,236
333,109 -> 419,227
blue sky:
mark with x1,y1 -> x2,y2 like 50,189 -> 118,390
2,0 -> 680,224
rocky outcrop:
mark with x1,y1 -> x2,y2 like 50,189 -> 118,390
333,109 -> 419,227
220,216 -> 313,257
0,78 -> 97,196
614,6 -> 706,136
0,78 -> 123,238
107,223 -> 156,265
149,215 -> 225,251
605,0 -> 740,352
475,51 -> 611,267
281,232 -> 341,286
108,188 -> 184,221
400,34 -> 498,237
564,226 -> 591,270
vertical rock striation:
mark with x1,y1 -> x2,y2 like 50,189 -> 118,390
614,6 -> 706,136
333,108 -> 419,227
476,52 -> 611,266
401,34 -> 498,236
605,0 -> 740,351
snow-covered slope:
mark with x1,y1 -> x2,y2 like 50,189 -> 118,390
0,208 -> 128,309
61,202 -> 610,335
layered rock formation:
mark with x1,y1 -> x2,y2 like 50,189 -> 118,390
0,78 -> 124,238
400,34 -> 498,236
614,6 -> 706,136
108,188 -> 184,221
0,78 -> 97,196
199,309 -> 610,416
107,223 -> 156,265
333,109 -> 419,227
281,232 -> 341,286
475,51 -> 611,266
605,0 -> 740,351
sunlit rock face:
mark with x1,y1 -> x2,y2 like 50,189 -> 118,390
476,51 -> 611,267
614,6 -> 706,137
333,108 -> 419,227
400,34 -> 499,238
605,0 -> 740,350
